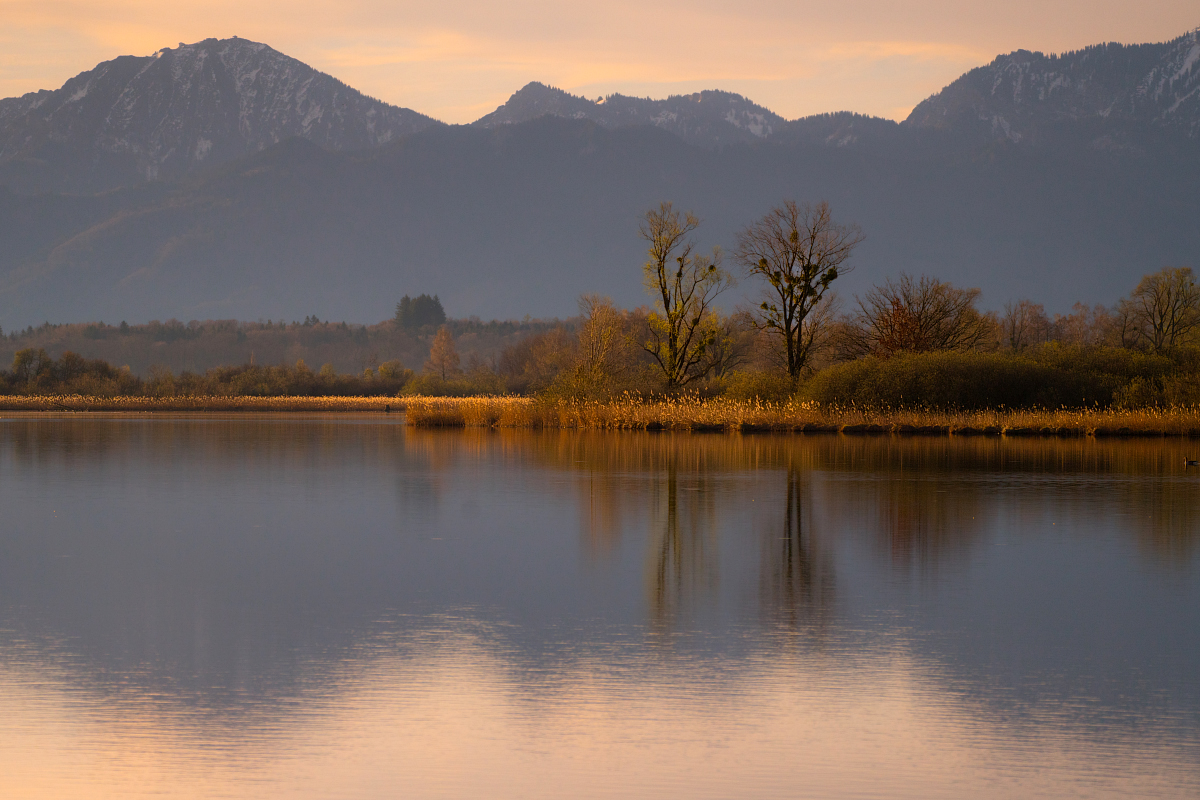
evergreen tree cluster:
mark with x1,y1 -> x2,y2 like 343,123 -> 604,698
395,294 -> 446,329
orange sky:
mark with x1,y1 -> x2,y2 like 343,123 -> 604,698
0,1 -> 1196,123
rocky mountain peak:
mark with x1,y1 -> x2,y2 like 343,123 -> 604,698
0,37 -> 440,192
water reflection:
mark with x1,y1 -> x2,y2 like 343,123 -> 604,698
0,416 -> 1197,799
645,460 -> 719,630
760,464 -> 834,637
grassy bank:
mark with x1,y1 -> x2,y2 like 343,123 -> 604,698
404,395 -> 1200,437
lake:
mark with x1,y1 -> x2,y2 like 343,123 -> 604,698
0,415 -> 1197,799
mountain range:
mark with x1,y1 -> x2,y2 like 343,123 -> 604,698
0,30 -> 1197,328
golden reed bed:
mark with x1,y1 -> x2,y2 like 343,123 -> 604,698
5,394 -> 1200,436
403,395 -> 1200,437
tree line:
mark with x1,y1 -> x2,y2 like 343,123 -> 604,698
2,199 -> 1196,408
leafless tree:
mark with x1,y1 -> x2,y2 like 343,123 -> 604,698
565,294 -> 642,396
640,202 -> 734,388
844,273 -> 993,357
498,327 -> 576,394
1050,302 -> 1117,347
705,310 -> 756,378
1001,299 -> 1051,350
735,200 -> 863,378
576,295 -> 627,377
1118,267 -> 1200,353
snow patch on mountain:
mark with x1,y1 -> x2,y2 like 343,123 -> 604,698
906,28 -> 1200,140
0,37 -> 440,191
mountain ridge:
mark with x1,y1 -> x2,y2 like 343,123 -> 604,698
0,37 -> 440,193
471,29 -> 1200,149
904,28 -> 1200,144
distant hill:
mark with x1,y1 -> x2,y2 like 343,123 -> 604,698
0,30 -> 1197,330
474,82 -> 792,148
0,37 -> 440,193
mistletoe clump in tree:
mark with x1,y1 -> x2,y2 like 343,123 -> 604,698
735,200 -> 863,379
639,202 -> 734,389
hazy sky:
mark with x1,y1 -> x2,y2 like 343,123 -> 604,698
0,1 -> 1196,123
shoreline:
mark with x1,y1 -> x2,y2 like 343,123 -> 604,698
5,395 -> 1200,437
0,395 -> 401,413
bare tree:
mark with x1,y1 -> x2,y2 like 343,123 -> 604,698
498,327 -> 576,394
1118,267 -> 1200,353
569,294 -> 639,396
705,310 -> 756,378
1001,299 -> 1051,350
844,273 -> 993,356
576,295 -> 625,376
735,200 -> 863,378
1050,302 -> 1117,347
640,202 -> 734,388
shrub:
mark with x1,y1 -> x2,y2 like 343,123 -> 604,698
718,370 -> 796,402
799,345 -> 1174,409
402,369 -> 505,397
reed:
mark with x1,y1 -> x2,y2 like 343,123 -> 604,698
8,394 -> 1200,437
403,395 -> 1200,437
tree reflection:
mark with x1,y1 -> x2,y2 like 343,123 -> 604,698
876,474 -> 988,567
646,458 -> 718,631
761,463 -> 834,636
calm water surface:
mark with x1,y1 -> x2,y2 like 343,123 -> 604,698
0,415 -> 1197,799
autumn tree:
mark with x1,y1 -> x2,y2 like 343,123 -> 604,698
844,273 -> 993,356
424,325 -> 460,379
640,202 -> 734,388
11,348 -> 52,384
735,200 -> 863,378
1118,267 -> 1200,353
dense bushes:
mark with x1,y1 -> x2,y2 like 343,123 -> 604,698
401,368 -> 505,397
718,369 -> 796,402
798,345 -> 1178,409
146,361 -> 413,397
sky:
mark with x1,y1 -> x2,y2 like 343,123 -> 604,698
0,1 -> 1196,124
